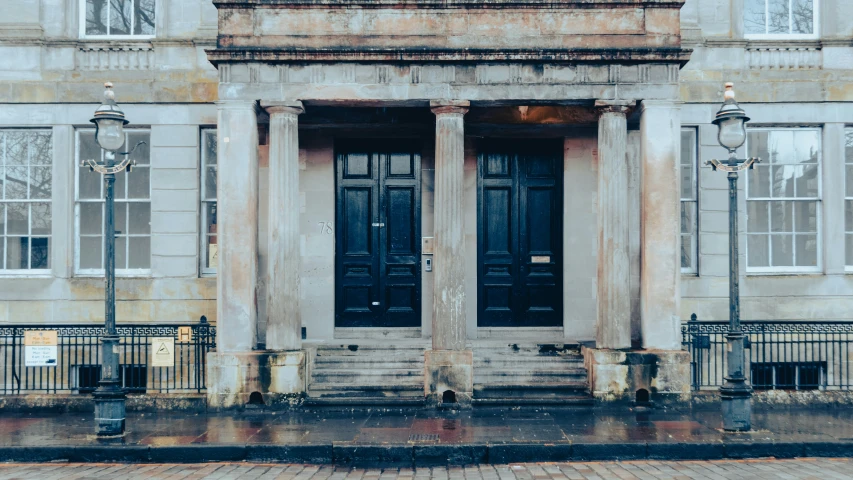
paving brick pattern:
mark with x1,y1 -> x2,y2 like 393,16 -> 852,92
0,459 -> 850,480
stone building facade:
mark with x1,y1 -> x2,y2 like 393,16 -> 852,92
0,0 -> 851,406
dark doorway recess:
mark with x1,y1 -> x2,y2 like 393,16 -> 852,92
335,140 -> 422,328
477,139 -> 563,327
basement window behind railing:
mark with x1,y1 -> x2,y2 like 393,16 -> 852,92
751,362 -> 826,391
76,364 -> 148,393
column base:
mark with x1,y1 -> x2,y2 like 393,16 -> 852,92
93,389 -> 126,436
582,347 -> 691,406
424,350 -> 473,408
206,351 -> 306,410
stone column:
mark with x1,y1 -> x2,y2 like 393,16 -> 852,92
639,100 -> 682,350
257,101 -> 307,399
207,100 -> 262,409
261,101 -> 305,351
595,101 -> 632,350
426,100 -> 472,407
214,100 -> 260,353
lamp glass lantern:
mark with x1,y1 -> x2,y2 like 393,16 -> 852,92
712,83 -> 750,155
90,83 -> 129,152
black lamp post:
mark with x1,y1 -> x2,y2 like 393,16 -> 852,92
85,83 -> 133,437
707,83 -> 758,432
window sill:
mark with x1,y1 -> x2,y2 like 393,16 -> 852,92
744,34 -> 820,42
745,270 -> 824,277
0,271 -> 53,279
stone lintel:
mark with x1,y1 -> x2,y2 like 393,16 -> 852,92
424,350 -> 474,408
430,100 -> 470,115
582,347 -> 691,405
207,351 -> 307,410
212,0 -> 686,8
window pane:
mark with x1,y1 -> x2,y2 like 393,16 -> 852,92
128,166 -> 149,199
204,131 -> 217,166
846,165 -> 853,198
745,0 -> 767,34
847,200 -> 853,234
79,166 -> 101,199
748,235 -> 770,267
80,203 -> 102,235
768,0 -> 790,33
5,167 -> 27,199
128,237 -> 150,269
6,237 -> 27,269
116,236 -> 127,270
128,203 -> 150,235
681,234 -> 693,270
771,234 -> 794,266
127,132 -> 150,166
795,234 -> 818,267
794,201 -> 817,233
794,163 -> 819,198
31,203 -> 51,236
748,201 -> 769,232
748,131 -> 769,160
114,169 -> 127,200
205,167 -> 217,200
847,233 -> 853,267
680,202 -> 693,234
30,131 -> 52,166
30,238 -> 49,269
80,236 -> 102,269
769,200 -> 793,232
29,166 -> 52,199
0,237 -> 4,269
749,165 -> 771,198
792,0 -> 814,34
115,202 -> 127,235
85,0 -> 108,35
5,132 -> 27,167
134,0 -> 155,35
109,0 -> 132,35
7,203 -> 27,235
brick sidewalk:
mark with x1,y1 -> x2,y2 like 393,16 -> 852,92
0,459 -> 848,480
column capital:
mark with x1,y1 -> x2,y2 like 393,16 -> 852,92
594,99 -> 634,117
638,100 -> 682,114
215,99 -> 261,114
430,100 -> 470,116
261,100 -> 305,116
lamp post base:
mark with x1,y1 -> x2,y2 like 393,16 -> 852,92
94,391 -> 126,437
721,384 -> 752,431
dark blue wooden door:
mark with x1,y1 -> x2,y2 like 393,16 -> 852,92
335,141 -> 421,328
478,139 -> 563,327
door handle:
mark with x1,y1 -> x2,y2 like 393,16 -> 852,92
371,302 -> 380,306
372,223 -> 385,227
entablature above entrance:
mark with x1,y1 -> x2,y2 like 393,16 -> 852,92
216,62 -> 681,104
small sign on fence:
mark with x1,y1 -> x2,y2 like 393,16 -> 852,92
151,337 -> 175,367
24,331 -> 58,367
177,326 -> 192,343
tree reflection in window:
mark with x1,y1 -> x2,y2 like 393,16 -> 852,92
85,0 -> 155,37
745,0 -> 815,36
0,130 -> 52,271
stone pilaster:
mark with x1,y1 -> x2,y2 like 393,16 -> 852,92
214,100 -> 260,353
261,101 -> 305,352
426,100 -> 472,407
639,101 -> 682,351
595,100 -> 632,350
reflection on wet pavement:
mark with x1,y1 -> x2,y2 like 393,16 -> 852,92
2,405 -> 853,447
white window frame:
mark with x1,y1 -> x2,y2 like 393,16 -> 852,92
79,0 -> 157,40
845,128 -> 853,272
681,127 -> 699,275
745,127 -> 823,274
74,128 -> 152,277
200,128 -> 217,277
0,129 -> 53,276
744,0 -> 820,40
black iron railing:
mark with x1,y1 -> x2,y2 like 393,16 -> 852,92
0,320 -> 215,394
682,315 -> 853,391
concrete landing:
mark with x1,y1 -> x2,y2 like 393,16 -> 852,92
2,406 -> 853,465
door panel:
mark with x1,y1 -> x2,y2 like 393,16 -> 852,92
478,140 -> 563,327
336,142 -> 421,328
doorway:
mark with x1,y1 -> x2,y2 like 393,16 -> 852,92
477,139 -> 563,327
335,141 -> 422,328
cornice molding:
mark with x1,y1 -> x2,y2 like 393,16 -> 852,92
212,0 -> 685,8
207,47 -> 692,66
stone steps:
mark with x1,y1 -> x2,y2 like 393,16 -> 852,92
307,344 -> 426,405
